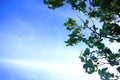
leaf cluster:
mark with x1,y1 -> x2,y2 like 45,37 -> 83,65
44,0 -> 120,79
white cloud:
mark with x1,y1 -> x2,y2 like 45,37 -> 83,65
0,59 -> 100,80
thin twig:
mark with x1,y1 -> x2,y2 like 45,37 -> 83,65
98,60 -> 109,66
90,18 -> 95,26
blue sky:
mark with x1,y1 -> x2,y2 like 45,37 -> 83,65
1,0 -> 118,80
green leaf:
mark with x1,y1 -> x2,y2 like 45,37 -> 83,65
63,22 -> 67,26
109,39 -> 114,42
83,48 -> 90,56
100,29 -> 110,35
102,67 -> 108,71
97,43 -> 105,49
93,25 -> 98,30
91,55 -> 98,62
64,18 -> 77,31
118,49 -> 120,53
117,66 -> 120,73
79,56 -> 84,62
43,0 -> 48,4
116,38 -> 120,42
86,20 -> 89,24
84,20 -> 89,26
83,63 -> 95,74
83,63 -> 89,69
98,69 -> 101,75
98,67 -> 108,76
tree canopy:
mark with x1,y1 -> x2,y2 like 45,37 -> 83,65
44,0 -> 120,80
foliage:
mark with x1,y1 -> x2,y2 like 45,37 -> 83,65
44,0 -> 120,79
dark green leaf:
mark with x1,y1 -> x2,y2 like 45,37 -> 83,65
83,48 -> 90,56
116,66 -> 120,73
79,56 -> 84,62
97,43 -> 105,49
93,25 -> 98,30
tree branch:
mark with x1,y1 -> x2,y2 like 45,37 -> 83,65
77,15 -> 118,41
97,60 -> 109,66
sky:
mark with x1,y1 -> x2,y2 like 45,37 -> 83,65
0,0 -> 119,80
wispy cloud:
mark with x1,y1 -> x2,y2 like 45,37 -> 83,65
0,59 -> 99,80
